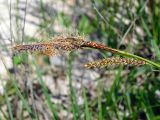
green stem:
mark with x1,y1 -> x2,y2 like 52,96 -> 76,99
117,50 -> 160,69
82,42 -> 160,69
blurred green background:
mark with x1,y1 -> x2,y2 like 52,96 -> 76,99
0,0 -> 160,120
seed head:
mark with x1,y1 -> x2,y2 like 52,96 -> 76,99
84,57 -> 146,68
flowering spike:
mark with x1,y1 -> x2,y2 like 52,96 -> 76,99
12,43 -> 57,56
84,57 -> 146,68
11,35 -> 85,56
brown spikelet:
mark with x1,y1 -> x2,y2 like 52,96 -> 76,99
80,41 -> 119,53
12,35 -> 86,56
84,57 -> 146,68
38,44 -> 57,56
50,35 -> 85,51
12,43 -> 57,56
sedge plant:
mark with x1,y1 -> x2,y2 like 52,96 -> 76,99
11,34 -> 160,69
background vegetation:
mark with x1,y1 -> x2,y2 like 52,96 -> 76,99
0,0 -> 160,120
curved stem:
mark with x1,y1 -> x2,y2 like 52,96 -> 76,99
81,41 -> 160,69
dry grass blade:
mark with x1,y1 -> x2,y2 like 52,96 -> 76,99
84,57 -> 146,68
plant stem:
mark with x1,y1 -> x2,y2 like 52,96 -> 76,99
81,41 -> 160,69
118,50 -> 160,69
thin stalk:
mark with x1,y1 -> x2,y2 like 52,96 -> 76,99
32,58 -> 58,120
1,57 -> 32,113
117,50 -> 160,68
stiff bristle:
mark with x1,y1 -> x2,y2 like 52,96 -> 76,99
84,57 -> 146,68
